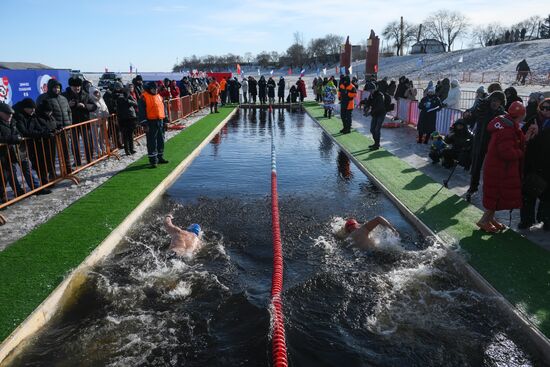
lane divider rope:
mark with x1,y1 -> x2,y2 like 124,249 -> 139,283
270,106 -> 288,367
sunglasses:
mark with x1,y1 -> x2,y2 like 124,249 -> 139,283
541,105 -> 550,111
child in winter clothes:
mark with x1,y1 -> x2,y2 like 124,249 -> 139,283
322,80 -> 337,118
428,132 -> 447,163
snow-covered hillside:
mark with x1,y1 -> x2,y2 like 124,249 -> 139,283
343,39 -> 550,85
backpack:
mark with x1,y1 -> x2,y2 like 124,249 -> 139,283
384,92 -> 394,112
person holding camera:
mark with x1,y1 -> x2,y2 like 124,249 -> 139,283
441,119 -> 473,169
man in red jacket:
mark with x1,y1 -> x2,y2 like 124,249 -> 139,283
478,101 -> 526,232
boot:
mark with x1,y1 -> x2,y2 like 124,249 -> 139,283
328,110 -> 332,119
324,110 -> 328,118
158,157 -> 169,164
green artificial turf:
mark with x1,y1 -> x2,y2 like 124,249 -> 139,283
304,102 -> 550,337
0,107 -> 235,343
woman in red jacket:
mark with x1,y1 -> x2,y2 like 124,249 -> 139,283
478,101 -> 526,232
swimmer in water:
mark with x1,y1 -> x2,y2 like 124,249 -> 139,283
164,214 -> 203,256
336,216 -> 398,249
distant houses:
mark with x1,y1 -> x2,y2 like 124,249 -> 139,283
410,39 -> 446,54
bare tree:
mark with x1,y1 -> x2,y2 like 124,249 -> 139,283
324,34 -> 344,55
471,23 -> 504,47
255,51 -> 271,68
423,10 -> 469,52
293,31 -> 304,46
513,16 -> 542,39
308,38 -> 330,60
286,43 -> 307,67
382,19 -> 418,56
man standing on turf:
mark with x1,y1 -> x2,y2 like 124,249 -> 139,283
138,82 -> 169,168
338,75 -> 357,134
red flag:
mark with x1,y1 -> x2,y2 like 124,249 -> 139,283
288,67 -> 292,75
236,64 -> 241,75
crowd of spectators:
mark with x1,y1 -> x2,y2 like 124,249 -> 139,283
0,74 -> 209,203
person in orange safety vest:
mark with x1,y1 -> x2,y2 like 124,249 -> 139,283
138,81 -> 169,168
208,78 -> 220,113
338,75 -> 357,134
219,78 -> 228,106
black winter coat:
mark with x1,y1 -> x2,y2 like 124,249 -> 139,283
36,110 -> 59,132
524,126 -> 550,184
62,89 -> 97,123
277,79 -> 285,97
116,92 -> 138,120
366,90 -> 386,117
267,79 -> 276,98
444,126 -> 473,152
394,82 -> 407,99
436,79 -> 450,102
13,111 -> 49,139
36,85 -> 72,127
258,79 -> 267,98
0,119 -> 22,161
248,79 -> 258,95
417,95 -> 442,135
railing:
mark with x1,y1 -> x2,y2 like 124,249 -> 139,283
0,91 -> 210,224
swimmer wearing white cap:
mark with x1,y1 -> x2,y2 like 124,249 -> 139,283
164,214 -> 203,256
336,216 -> 398,249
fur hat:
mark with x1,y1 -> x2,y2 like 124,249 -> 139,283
68,77 -> 83,87
20,98 -> 36,109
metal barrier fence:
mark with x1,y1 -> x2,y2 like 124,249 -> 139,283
0,91 -> 210,223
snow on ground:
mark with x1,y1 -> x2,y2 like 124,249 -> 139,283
0,110 -> 209,251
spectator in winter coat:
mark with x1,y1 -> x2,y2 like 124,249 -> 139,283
248,76 -> 258,104
158,80 -> 171,101
35,101 -> 59,182
179,77 -> 191,97
132,75 -> 144,98
287,85 -> 299,103
404,81 -> 418,101
241,77 -> 248,104
363,81 -> 386,150
229,78 -> 241,103
525,92 -> 545,126
138,82 -> 169,168
387,80 -> 396,97
36,79 -> 72,127
169,80 -> 180,99
219,78 -> 228,106
463,91 -> 506,199
62,77 -> 97,166
12,99 -> 51,194
436,78 -> 450,102
394,76 -> 407,100
441,119 -> 473,169
442,79 -> 461,109
478,101 -> 526,233
377,78 -> 389,94
467,86 -> 487,112
322,80 -> 337,118
267,77 -> 276,104
0,103 -> 26,201
117,84 -> 139,155
487,82 -> 502,94
417,86 -> 442,144
207,78 -> 220,113
504,87 -> 523,111
423,81 -> 434,98
277,77 -> 285,103
519,98 -> 550,230
89,86 -> 110,156
258,76 -> 267,104
516,59 -> 530,85
312,77 -> 318,101
296,78 -> 307,102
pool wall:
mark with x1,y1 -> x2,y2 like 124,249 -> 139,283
0,107 -> 238,364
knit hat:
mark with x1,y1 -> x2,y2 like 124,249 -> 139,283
507,101 -> 526,118
113,81 -> 124,91
476,86 -> 485,94
68,77 -> 83,87
451,79 -> 459,87
135,75 -> 143,81
145,81 -> 157,91
427,86 -> 436,94
20,98 -> 36,109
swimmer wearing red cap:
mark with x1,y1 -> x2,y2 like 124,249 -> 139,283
337,216 -> 398,248
164,214 -> 203,256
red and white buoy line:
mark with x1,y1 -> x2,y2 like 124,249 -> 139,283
269,105 -> 288,367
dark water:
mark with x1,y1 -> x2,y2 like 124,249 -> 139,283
8,108 -> 539,366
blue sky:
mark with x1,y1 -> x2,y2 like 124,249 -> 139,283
3,0 -> 542,72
